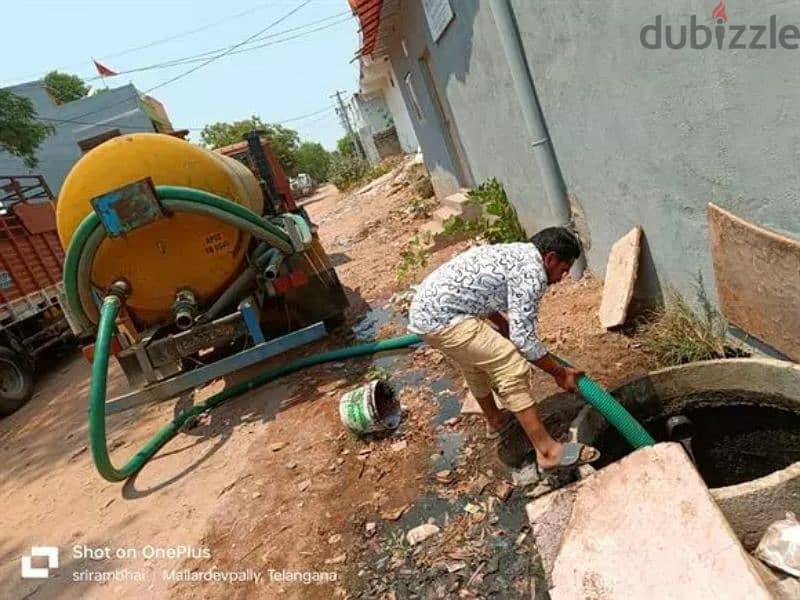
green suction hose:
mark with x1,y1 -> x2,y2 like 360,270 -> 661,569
554,355 -> 655,448
88,292 -> 422,481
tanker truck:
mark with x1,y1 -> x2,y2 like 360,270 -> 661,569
57,131 -> 348,427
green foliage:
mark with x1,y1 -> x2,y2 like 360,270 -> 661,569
396,235 -> 430,281
413,174 -> 434,199
443,178 -> 527,244
200,116 -> 300,174
640,274 -> 741,367
0,89 -> 53,167
363,366 -> 389,381
293,141 -> 331,182
44,71 -> 89,104
363,161 -> 394,181
328,152 -> 369,190
336,134 -> 358,157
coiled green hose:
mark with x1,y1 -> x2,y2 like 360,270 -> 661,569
64,186 -> 296,331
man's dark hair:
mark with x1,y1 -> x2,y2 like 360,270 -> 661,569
529,227 -> 582,262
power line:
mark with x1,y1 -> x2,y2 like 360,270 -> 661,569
97,4 -> 275,61
82,13 -> 352,82
6,3 -> 276,85
60,1 -> 314,125
145,0 -> 313,94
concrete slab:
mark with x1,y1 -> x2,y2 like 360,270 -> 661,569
598,226 -> 641,329
708,203 -> 800,361
526,443 -> 772,600
441,191 -> 482,220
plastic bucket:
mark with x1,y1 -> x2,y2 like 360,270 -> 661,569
339,379 -> 401,435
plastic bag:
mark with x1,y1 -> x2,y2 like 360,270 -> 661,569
754,512 -> 800,578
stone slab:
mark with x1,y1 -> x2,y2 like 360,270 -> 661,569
526,443 -> 771,600
598,226 -> 641,329
708,203 -> 800,361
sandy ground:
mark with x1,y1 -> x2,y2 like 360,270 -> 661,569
0,161 -> 651,600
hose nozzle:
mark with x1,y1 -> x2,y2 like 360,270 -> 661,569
173,289 -> 197,330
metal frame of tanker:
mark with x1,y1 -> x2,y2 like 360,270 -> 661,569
72,131 -> 348,413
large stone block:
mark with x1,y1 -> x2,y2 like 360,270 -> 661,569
526,443 -> 771,599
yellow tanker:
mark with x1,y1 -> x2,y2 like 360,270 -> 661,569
57,133 -> 264,326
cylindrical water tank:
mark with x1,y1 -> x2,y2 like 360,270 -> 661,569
57,133 -> 264,326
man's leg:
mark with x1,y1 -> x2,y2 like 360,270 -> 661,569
456,321 -> 596,468
509,404 -> 593,469
425,321 -> 508,433
455,365 -> 510,433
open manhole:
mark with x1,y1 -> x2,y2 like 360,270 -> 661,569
592,394 -> 800,488
571,358 -> 800,549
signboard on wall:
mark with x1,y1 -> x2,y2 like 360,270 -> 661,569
422,0 -> 454,42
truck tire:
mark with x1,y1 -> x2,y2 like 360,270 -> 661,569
0,346 -> 34,417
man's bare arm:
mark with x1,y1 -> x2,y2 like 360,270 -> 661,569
532,354 -> 583,393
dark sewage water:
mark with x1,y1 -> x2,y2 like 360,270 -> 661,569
593,395 -> 800,488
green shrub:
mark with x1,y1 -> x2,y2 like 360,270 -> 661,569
443,178 -> 527,243
329,152 -> 368,190
396,235 -> 429,281
640,275 -> 743,367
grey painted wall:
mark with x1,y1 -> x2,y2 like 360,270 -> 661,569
385,0 -> 800,306
512,0 -> 800,303
0,82 -> 156,196
386,1 -> 554,227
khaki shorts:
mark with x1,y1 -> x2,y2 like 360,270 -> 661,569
423,318 -> 535,413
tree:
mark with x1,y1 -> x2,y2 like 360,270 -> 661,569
200,116 -> 300,175
293,141 -> 331,181
44,71 -> 89,105
0,90 -> 53,167
336,134 -> 357,157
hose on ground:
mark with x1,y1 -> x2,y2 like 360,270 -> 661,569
89,292 -> 422,481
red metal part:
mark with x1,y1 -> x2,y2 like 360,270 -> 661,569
0,177 -> 63,307
349,0 -> 384,56
215,138 -> 297,211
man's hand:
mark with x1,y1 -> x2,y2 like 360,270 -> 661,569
554,366 -> 584,393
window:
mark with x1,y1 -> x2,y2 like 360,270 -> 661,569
404,72 -> 424,121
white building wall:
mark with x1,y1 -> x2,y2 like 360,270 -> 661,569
382,67 -> 418,153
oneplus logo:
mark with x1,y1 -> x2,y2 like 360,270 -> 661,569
21,546 -> 59,579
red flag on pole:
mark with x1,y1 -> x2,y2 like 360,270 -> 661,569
93,59 -> 117,77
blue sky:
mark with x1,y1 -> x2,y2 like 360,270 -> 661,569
1,0 -> 360,149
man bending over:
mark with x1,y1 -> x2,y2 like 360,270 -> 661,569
408,227 -> 599,471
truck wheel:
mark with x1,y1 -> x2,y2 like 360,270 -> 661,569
0,346 -> 34,417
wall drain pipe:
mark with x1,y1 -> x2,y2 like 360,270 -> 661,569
489,0 -> 586,274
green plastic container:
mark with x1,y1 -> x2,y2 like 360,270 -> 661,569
339,380 -> 401,435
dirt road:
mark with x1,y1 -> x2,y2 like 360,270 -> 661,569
0,162 -> 651,599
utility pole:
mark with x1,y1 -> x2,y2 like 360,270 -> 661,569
331,90 -> 366,160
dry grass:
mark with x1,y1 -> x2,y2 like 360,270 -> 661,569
640,277 -> 734,367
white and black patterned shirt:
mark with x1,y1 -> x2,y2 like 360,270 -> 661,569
408,243 -> 549,361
